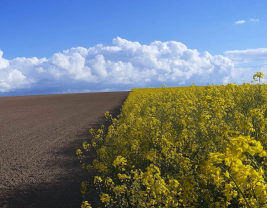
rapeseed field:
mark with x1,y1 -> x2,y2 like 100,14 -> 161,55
77,72 -> 267,207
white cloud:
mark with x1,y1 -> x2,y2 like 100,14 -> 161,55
0,37 -> 265,95
224,48 -> 267,85
224,48 -> 267,64
0,50 -> 35,93
235,20 -> 245,24
0,50 -> 9,69
62,88 -> 125,94
0,80 -> 11,92
250,19 -> 260,22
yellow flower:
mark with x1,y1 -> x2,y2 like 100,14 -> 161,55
81,201 -> 92,208
100,193 -> 111,203
80,181 -> 88,194
112,156 -> 127,167
224,171 -> 230,178
94,176 -> 102,183
76,149 -> 82,155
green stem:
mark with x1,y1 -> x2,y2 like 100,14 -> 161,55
228,170 -> 252,208
251,184 -> 260,207
220,165 -> 251,208
153,172 -> 161,208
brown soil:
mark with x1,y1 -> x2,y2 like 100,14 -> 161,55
0,91 -> 129,208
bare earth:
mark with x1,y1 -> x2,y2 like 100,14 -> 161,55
0,91 -> 129,208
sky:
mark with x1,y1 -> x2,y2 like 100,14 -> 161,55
0,0 -> 266,96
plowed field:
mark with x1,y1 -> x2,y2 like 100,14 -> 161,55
0,91 -> 129,208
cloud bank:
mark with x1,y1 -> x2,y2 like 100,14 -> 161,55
0,37 -> 266,95
224,48 -> 267,64
224,48 -> 267,84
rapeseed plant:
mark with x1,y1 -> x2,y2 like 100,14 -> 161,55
77,72 -> 267,207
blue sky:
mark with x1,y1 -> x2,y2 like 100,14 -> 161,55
0,0 -> 266,96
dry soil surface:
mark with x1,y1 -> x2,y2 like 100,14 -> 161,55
0,91 -> 129,208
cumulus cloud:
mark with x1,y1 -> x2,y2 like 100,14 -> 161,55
0,37 -> 263,95
0,51 -> 35,92
235,20 -> 246,24
250,19 -> 260,22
